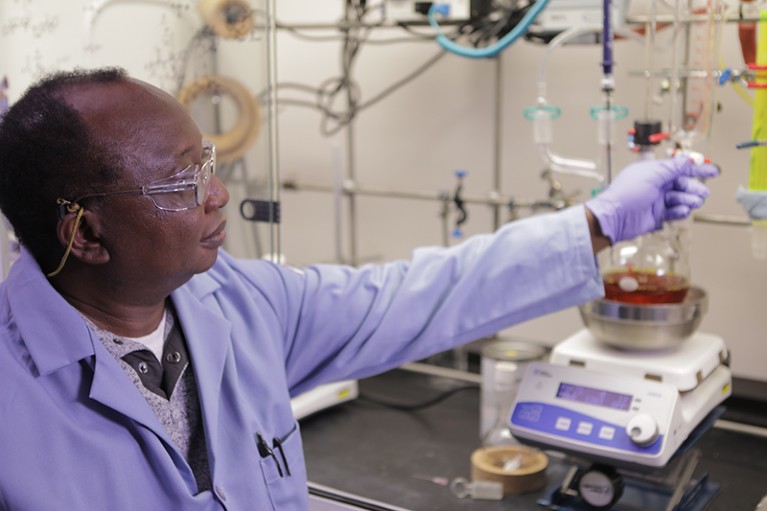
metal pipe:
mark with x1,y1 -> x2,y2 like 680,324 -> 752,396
275,19 -> 465,31
346,124 -> 358,265
627,11 -> 749,24
283,180 -> 753,227
332,144 -> 344,263
266,0 -> 281,258
273,12 -> 752,32
343,4 -> 359,266
492,55 -> 503,230
282,179 -> 565,209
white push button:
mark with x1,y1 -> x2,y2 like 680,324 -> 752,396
626,413 -> 659,445
555,417 -> 571,431
599,426 -> 615,440
576,422 -> 593,435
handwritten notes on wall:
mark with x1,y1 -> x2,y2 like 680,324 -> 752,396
0,0 -> 205,99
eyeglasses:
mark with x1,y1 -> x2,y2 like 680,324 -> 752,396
58,141 -> 217,218
47,141 -> 217,278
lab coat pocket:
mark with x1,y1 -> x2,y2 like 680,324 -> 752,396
257,421 -> 308,509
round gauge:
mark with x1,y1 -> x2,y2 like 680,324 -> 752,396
576,464 -> 624,509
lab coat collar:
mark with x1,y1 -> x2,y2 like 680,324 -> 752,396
6,249 -> 229,380
171,272 -> 232,461
5,248 -> 95,376
6,250 -> 232,407
7,250 -> 177,443
89,340 -> 175,434
87,342 -> 196,490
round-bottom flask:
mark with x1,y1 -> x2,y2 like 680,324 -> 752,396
600,221 -> 691,304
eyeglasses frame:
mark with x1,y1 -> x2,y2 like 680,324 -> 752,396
57,140 -> 216,218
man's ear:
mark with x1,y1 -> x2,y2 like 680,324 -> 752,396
55,209 -> 110,265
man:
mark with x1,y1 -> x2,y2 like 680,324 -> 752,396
0,68 -> 717,510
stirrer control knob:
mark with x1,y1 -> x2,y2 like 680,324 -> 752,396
626,414 -> 659,446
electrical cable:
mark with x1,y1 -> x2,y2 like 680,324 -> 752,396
314,4 -> 372,132
363,35 -> 441,45
273,82 -> 321,94
312,3 -> 451,136
264,47 -> 446,137
279,26 -> 435,45
279,26 -> 350,42
396,21 -> 446,40
428,0 -> 550,59
265,4 -> 461,136
465,2 -> 527,48
358,384 -> 478,412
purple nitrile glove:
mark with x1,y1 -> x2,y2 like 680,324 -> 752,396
586,155 -> 719,244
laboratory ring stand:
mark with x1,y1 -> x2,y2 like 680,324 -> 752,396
537,409 -> 724,511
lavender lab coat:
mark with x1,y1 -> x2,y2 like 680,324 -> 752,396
0,205 -> 602,510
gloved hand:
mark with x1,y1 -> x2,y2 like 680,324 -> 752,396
586,155 -> 719,244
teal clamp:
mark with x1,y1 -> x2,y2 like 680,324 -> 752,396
429,0 -> 551,59
523,104 -> 562,121
589,105 -> 629,120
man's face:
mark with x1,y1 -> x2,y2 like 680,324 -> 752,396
66,78 -> 230,292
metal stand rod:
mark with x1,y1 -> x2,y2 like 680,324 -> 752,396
343,2 -> 359,266
266,0 -> 282,259
492,55 -> 504,230
282,179 -> 568,210
283,180 -> 753,228
273,12 -> 759,33
275,19 -> 465,30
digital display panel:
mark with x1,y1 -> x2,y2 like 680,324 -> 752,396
556,382 -> 632,411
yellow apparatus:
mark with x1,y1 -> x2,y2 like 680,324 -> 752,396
741,11 -> 767,260
750,11 -> 767,191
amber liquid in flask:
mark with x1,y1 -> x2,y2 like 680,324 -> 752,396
600,218 -> 692,305
602,269 -> 689,304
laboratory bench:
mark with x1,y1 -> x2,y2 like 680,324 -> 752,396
301,366 -> 767,511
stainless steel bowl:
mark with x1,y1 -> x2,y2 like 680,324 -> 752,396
578,287 -> 708,350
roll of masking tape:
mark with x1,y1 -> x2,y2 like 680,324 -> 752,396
199,0 -> 255,39
177,75 -> 261,164
471,445 -> 548,495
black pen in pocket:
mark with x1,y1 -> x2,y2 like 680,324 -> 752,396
272,436 -> 291,476
255,432 -> 284,478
